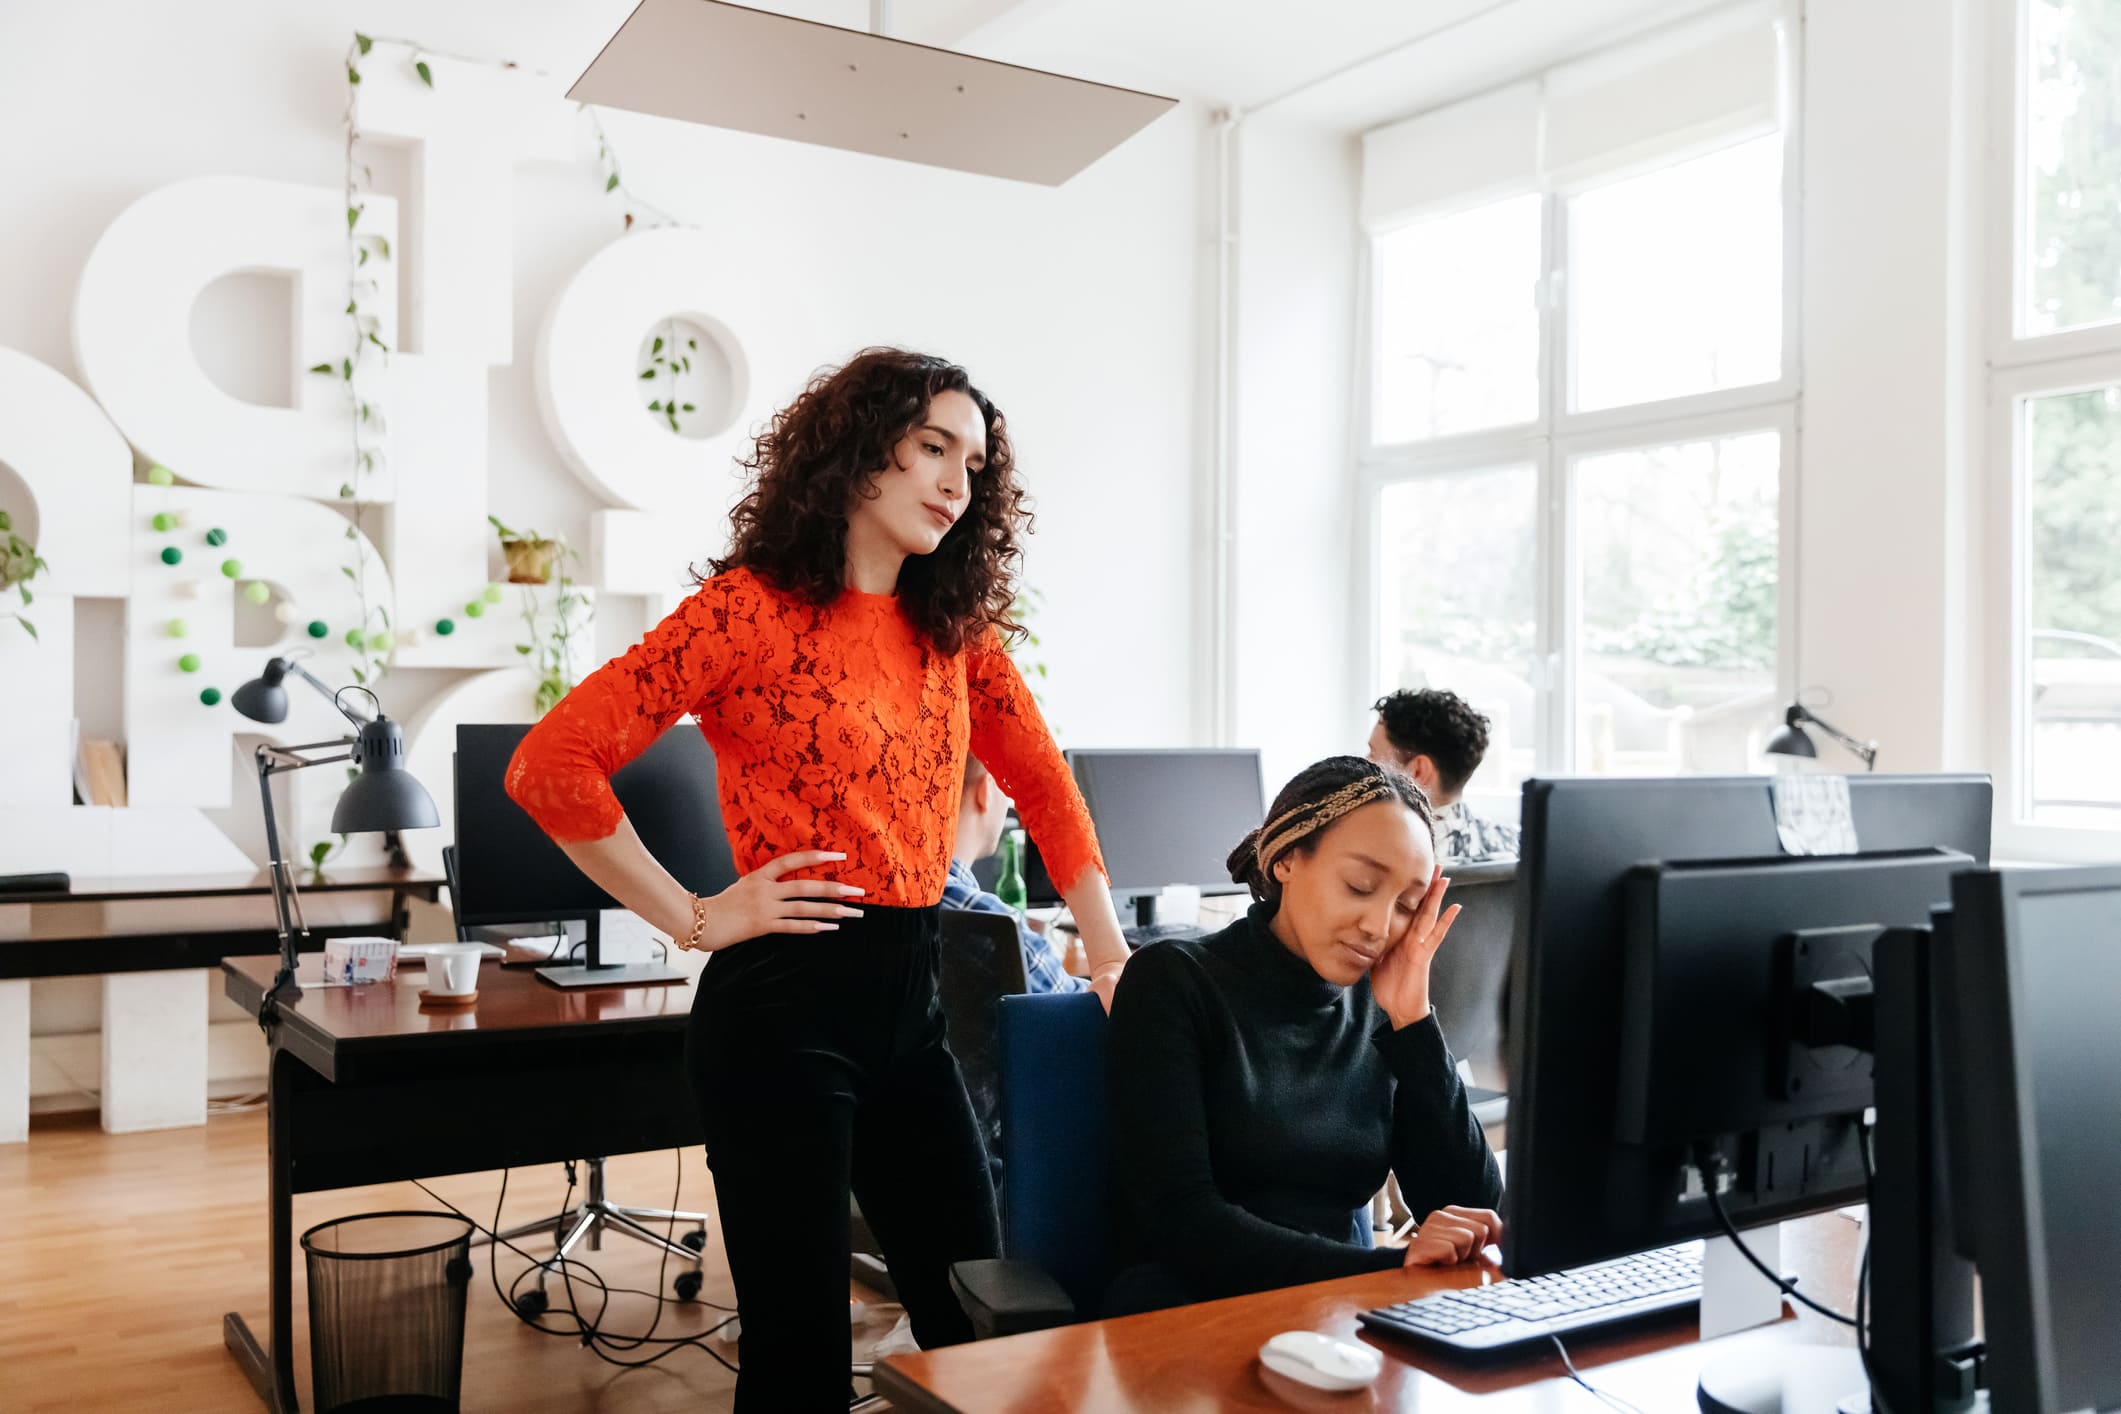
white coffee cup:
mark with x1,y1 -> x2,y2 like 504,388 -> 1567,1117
423,943 -> 482,996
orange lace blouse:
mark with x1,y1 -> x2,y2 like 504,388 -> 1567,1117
504,568 -> 1104,909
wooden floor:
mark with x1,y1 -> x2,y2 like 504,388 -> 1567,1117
0,1109 -> 905,1412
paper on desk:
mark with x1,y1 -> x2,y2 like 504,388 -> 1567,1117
1771,774 -> 1859,856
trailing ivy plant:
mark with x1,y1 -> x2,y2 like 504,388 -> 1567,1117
304,30 -> 427,688
641,320 -> 701,435
0,508 -> 48,641
516,536 -> 591,716
299,35 -> 683,687
1011,585 -> 1051,710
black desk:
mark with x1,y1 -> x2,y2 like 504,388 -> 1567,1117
218,955 -> 701,1413
2,867 -> 444,979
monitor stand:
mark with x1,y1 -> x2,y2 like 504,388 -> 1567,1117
1700,926 -> 1987,1414
534,912 -> 689,989
1695,1231 -> 1866,1411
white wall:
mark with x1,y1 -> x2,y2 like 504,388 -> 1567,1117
1795,0 -> 1987,777
1227,117 -> 1365,796
0,0 -> 1211,1101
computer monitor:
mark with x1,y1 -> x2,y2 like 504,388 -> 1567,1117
1064,748 -> 1265,926
970,826 -> 1060,907
454,722 -> 739,987
1503,773 -> 1992,1281
1942,866 -> 2121,1414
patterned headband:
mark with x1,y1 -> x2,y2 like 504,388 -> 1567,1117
1255,777 -> 1396,879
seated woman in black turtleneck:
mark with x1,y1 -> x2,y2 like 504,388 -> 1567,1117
1102,755 -> 1505,1316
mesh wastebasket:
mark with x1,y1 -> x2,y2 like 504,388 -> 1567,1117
302,1211 -> 475,1414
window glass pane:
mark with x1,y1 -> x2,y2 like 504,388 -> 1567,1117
1574,431 -> 1780,774
2026,0 -> 2121,336
1377,466 -> 1539,795
1570,136 -> 1783,412
2025,386 -> 2121,823
1373,195 -> 1541,443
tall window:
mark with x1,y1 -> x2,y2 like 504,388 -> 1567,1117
1367,126 -> 1794,794
1998,0 -> 2121,845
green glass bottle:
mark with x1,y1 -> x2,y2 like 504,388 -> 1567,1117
995,828 -> 1029,916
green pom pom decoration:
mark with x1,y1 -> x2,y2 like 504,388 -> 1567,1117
178,653 -> 201,673
220,558 -> 242,579
199,687 -> 223,707
370,630 -> 396,653
482,583 -> 504,605
307,620 -> 330,639
167,618 -> 188,639
205,527 -> 228,547
463,601 -> 485,619
243,581 -> 272,605
160,546 -> 183,566
434,618 -> 456,636
146,464 -> 176,487
345,629 -> 366,649
151,512 -> 176,533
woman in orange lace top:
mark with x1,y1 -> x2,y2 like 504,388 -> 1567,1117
505,349 -> 1129,1411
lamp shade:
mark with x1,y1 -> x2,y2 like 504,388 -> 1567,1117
231,659 -> 293,723
1764,723 -> 1817,759
332,715 -> 440,833
1764,704 -> 1818,760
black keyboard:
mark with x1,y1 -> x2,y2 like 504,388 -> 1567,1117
1358,1243 -> 1702,1355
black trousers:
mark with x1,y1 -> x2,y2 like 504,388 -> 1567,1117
685,904 -> 1000,1412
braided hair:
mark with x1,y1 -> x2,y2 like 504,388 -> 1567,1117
1226,756 -> 1438,907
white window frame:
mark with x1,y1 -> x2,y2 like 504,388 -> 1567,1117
1985,0 -> 2121,859
1358,40 -> 1804,781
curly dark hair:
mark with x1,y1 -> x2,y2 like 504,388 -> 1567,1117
1373,688 -> 1491,794
1226,756 -> 1436,909
705,348 -> 1029,656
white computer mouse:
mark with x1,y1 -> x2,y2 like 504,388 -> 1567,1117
1258,1330 -> 1384,1392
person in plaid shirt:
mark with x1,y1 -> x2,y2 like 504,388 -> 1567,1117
943,755 -> 1088,995
1366,689 -> 1521,863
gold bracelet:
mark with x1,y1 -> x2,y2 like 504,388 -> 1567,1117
679,893 -> 710,952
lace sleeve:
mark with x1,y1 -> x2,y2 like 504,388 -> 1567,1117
504,573 -> 756,843
965,629 -> 1106,894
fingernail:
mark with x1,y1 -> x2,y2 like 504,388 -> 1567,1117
843,886 -> 866,896
819,922 -> 840,931
841,907 -> 864,918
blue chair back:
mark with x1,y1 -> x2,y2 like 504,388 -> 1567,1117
996,991 -> 1113,1316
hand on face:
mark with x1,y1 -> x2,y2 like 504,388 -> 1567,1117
1368,865 -> 1460,1030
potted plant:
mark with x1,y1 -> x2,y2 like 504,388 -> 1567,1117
0,508 -> 48,641
488,514 -> 557,585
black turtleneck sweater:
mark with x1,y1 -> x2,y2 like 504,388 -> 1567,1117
1106,903 -> 1503,1302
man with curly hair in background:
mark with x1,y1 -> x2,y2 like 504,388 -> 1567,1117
1365,688 -> 1521,863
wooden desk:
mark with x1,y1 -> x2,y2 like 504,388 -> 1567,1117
218,954 -> 701,1413
877,1215 -> 1861,1413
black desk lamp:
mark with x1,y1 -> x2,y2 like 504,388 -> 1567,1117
1764,701 -> 1879,771
233,660 -> 438,1024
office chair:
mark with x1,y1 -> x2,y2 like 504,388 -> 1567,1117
441,841 -> 715,1309
947,990 -> 1116,1337
849,909 -> 1030,1299
1424,856 -> 1515,1127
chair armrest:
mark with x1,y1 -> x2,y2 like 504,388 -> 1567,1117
948,1258 -> 1078,1338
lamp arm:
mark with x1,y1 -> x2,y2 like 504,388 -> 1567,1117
258,739 -> 356,772
1799,707 -> 1879,770
289,660 -> 371,726
251,738 -> 355,1029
